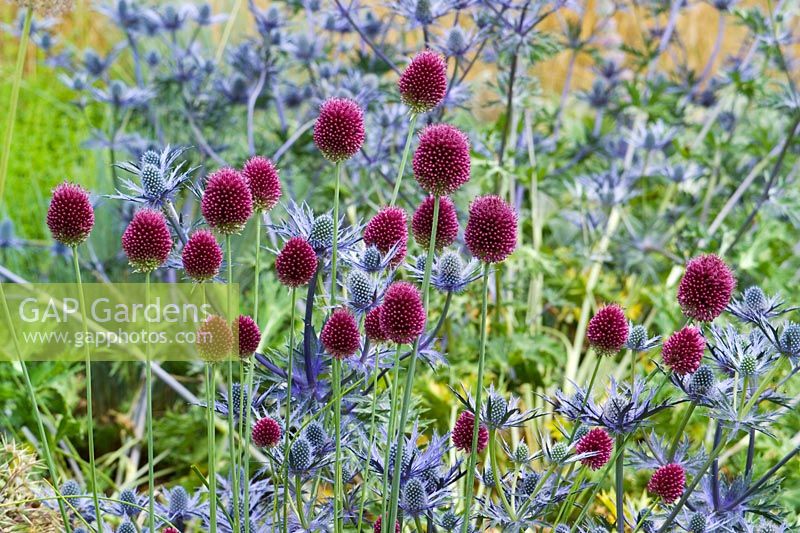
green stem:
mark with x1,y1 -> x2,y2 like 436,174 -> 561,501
459,263 -> 490,533
0,7 -> 31,205
380,345 -> 403,531
295,475 -> 309,529
387,197 -> 441,531
357,345 -> 383,531
72,246 -> 101,532
145,272 -> 155,533
244,213 -> 262,533
615,436 -> 626,533
668,401 -> 696,461
206,363 -> 217,533
282,288 -> 297,533
0,283 -> 71,531
489,430 -> 515,520
225,235 -> 240,532
331,160 -> 343,533
389,114 -> 418,206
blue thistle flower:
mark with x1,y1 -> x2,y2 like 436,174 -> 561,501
289,437 -> 313,473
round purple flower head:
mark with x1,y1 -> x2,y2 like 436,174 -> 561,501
647,463 -> 685,504
374,516 -> 400,533
320,308 -> 360,359
121,209 -> 172,272
275,237 -> 318,288
380,282 -> 426,344
252,416 -> 282,448
196,315 -> 233,362
412,124 -> 471,196
313,97 -> 366,162
677,254 -> 736,322
398,50 -> 448,114
47,182 -> 95,246
182,230 -> 223,282
575,428 -> 613,470
464,195 -> 517,263
364,306 -> 388,343
412,195 -> 459,251
364,207 -> 408,267
242,156 -> 281,212
201,168 -> 253,234
452,411 -> 488,453
236,314 -> 261,358
586,304 -> 629,355
662,326 -> 705,375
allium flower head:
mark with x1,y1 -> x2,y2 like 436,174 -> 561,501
320,308 -> 360,358
380,282 -> 426,344
252,416 -> 282,448
236,315 -> 260,357
374,516 -> 400,533
662,326 -> 705,375
452,411 -> 488,453
398,50 -> 448,114
201,167 -> 253,234
464,195 -> 518,263
647,463 -> 685,503
587,304 -> 629,355
242,156 -> 281,211
121,209 -> 172,272
677,254 -> 736,322
181,230 -> 222,281
412,124 -> 471,196
196,315 -> 233,362
47,182 -> 94,246
364,306 -> 388,342
364,206 -> 408,267
313,97 -> 365,162
412,195 -> 459,251
275,237 -> 318,287
575,428 -> 613,470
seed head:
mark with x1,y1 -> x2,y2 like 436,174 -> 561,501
242,156 -> 281,211
587,304 -> 629,355
398,50 -> 448,114
647,463 -> 685,503
201,167 -> 253,234
309,214 -> 334,250
413,124 -> 471,196
441,510 -> 459,530
677,254 -> 736,322
182,230 -> 222,281
364,207 -> 408,267
289,436 -> 312,472
464,195 -> 518,263
380,282 -> 426,344
437,251 -> 465,290
313,97 -> 366,162
60,480 -> 81,499
451,411 -> 488,453
740,354 -> 757,376
482,466 -> 496,487
575,428 -> 613,470
122,209 -> 172,272
275,237 -> 318,287
252,416 -> 282,448
196,315 -> 234,362
141,150 -> 160,166
412,195 -> 459,251
364,306 -> 388,342
662,326 -> 705,375
320,308 -> 361,359
47,182 -> 94,246
236,315 -> 261,357
689,365 -> 716,395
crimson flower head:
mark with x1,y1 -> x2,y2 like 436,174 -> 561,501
464,195 -> 517,263
677,254 -> 736,322
320,308 -> 360,359
373,516 -> 400,533
313,97 -> 365,162
237,315 -> 261,358
242,156 -> 281,211
163,528 -> 179,533
413,124 -> 471,196
380,282 -> 426,344
252,416 -> 282,448
662,326 -> 705,375
122,209 -> 172,272
47,182 -> 94,246
398,50 -> 448,114
412,195 -> 459,251
201,167 -> 253,234
586,304 -> 629,355
364,206 -> 408,267
182,230 -> 223,281
647,463 -> 686,504
196,315 -> 233,362
364,306 -> 388,343
575,428 -> 613,470
275,237 -> 318,287
452,411 -> 488,453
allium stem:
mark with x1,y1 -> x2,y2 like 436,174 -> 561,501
331,160 -> 343,533
489,429 -> 516,519
282,287 -> 297,533
389,113 -> 418,207
668,401 -> 696,461
380,344 -> 403,531
225,235 -> 240,531
72,246 -> 102,532
459,262 -> 490,533
387,197 -> 441,531
0,284 -> 71,531
206,362 -> 218,533
615,436 -> 626,533
145,272 -> 155,533
357,342 -> 382,531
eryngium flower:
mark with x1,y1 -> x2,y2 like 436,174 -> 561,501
347,269 -> 374,309
464,195 -> 517,263
289,436 -> 313,472
181,230 -> 222,281
121,209 -> 172,272
242,156 -> 281,211
662,326 -> 705,375
374,516 -> 400,533
412,124 -> 471,196
364,206 -> 408,267
313,97 -> 366,162
201,168 -> 253,234
320,308 -> 360,358
237,315 -> 260,357
647,463 -> 685,503
398,50 -> 448,113
412,195 -> 459,251
452,411 -> 488,453
587,304 -> 629,355
575,428 -> 613,470
779,322 -> 800,358
304,421 -> 328,450
689,365 -> 716,396
252,416 -> 282,448
47,182 -> 94,246
196,315 -> 233,362
364,306 -> 388,342
275,237 -> 318,287
677,254 -> 736,322
380,282 -> 426,344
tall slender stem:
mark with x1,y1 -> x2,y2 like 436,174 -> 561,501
282,288 -> 297,533
389,114 -> 418,206
145,272 -> 155,532
225,235 -> 240,531
357,347 -> 383,531
459,262 -> 490,533
616,436 -> 626,533
489,430 -> 515,519
206,362 -> 217,532
330,161 -> 343,533
380,345 -> 403,532
72,246 -> 102,532
668,401 -> 696,461
387,197 -> 441,531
